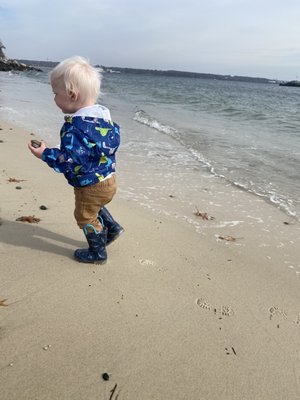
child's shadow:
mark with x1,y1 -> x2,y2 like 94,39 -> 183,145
0,220 -> 84,259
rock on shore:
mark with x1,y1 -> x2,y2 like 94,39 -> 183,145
0,57 -> 41,72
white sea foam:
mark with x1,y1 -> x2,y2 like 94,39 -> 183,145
133,109 -> 177,136
133,109 -> 299,221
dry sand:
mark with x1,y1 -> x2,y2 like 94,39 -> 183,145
1,119 -> 300,400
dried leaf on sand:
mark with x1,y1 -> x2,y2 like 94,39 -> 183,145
8,177 -> 26,183
218,235 -> 237,242
194,207 -> 215,220
16,216 -> 41,223
0,299 -> 8,307
3,169 -> 26,182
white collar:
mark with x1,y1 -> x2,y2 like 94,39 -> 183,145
72,104 -> 111,120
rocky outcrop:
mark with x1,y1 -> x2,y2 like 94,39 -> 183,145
0,57 -> 42,72
279,80 -> 300,87
0,40 -> 41,72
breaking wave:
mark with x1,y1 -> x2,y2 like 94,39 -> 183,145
133,108 -> 299,221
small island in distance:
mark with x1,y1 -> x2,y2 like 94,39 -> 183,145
279,80 -> 300,87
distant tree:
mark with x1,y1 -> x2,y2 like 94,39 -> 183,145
0,39 -> 7,59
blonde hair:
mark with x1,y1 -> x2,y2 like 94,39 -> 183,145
50,56 -> 101,102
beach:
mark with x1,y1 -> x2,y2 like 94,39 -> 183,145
1,118 -> 300,399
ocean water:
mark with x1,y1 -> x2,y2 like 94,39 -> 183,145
1,68 -> 299,222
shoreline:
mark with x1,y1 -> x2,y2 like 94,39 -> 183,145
1,69 -> 299,222
1,119 -> 300,399
130,111 -> 300,223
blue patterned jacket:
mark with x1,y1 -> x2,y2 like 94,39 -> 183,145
42,112 -> 120,187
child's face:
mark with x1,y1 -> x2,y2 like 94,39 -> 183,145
51,80 -> 77,114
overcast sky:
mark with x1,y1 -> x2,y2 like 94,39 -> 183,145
1,0 -> 300,80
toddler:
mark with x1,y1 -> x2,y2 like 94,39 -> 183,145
28,56 -> 124,264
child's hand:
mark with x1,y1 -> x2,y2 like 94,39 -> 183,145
28,140 -> 47,159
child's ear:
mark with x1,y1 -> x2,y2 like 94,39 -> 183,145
69,90 -> 79,102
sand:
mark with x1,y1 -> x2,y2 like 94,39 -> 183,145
1,119 -> 300,400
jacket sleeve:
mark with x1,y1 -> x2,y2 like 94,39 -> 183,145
42,125 -> 89,174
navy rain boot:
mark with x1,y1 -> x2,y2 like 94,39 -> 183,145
74,224 -> 107,264
98,207 -> 124,246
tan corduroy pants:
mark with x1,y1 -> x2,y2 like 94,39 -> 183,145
74,175 -> 117,232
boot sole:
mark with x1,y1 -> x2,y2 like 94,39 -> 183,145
74,257 -> 107,265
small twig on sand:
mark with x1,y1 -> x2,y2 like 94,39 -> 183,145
194,206 -> 215,220
218,235 -> 243,242
109,384 -> 118,400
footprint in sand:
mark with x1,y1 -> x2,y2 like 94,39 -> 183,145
268,306 -> 300,328
268,306 -> 287,321
139,259 -> 155,266
195,297 -> 235,317
196,298 -> 212,310
267,306 -> 300,330
293,315 -> 300,325
221,305 -> 235,317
